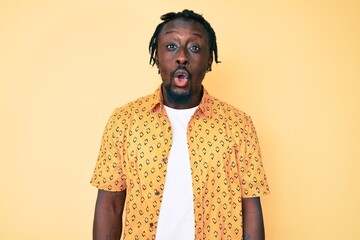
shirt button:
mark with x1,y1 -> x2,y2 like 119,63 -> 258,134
154,189 -> 160,195
168,126 -> 171,131
150,222 -> 154,227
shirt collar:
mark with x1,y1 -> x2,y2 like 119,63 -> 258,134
149,85 -> 213,119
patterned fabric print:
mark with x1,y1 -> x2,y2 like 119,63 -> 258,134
91,86 -> 270,240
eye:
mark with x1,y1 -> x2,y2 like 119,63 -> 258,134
189,45 -> 200,52
166,44 -> 177,50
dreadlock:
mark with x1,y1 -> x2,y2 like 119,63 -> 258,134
148,9 -> 220,66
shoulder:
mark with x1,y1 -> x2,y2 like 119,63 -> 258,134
110,92 -> 155,120
207,94 -> 252,125
102,93 -> 156,135
207,95 -> 259,142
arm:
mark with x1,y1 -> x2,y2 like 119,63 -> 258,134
242,197 -> 265,240
93,189 -> 126,240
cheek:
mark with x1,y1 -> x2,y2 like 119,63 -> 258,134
192,54 -> 210,68
160,70 -> 167,79
157,56 -> 174,72
157,49 -> 175,62
159,66 -> 171,82
159,63 -> 170,75
192,60 -> 208,75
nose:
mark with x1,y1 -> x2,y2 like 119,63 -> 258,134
176,47 -> 189,66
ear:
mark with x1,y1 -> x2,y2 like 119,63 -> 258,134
155,58 -> 159,67
155,51 -> 160,74
155,50 -> 159,67
207,54 -> 214,71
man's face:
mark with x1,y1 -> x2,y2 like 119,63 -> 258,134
156,18 -> 213,109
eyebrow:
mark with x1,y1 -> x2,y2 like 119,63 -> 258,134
164,30 -> 204,38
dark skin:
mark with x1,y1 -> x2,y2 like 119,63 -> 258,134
93,189 -> 126,240
242,197 -> 265,240
156,18 -> 212,109
93,18 -> 265,240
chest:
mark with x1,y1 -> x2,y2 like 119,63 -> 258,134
122,113 -> 244,185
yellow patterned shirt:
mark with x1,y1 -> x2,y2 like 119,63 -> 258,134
91,86 -> 270,240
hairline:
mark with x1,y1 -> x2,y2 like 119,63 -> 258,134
159,19 -> 209,41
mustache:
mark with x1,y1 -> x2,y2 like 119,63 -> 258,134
170,66 -> 192,80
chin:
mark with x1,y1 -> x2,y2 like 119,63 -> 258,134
165,85 -> 192,104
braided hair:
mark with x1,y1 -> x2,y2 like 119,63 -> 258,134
149,9 -> 220,66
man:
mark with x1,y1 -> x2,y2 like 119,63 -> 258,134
91,9 -> 269,240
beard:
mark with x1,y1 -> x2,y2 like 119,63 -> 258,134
163,67 -> 193,105
163,83 -> 193,105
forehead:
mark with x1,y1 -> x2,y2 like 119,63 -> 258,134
159,18 -> 209,41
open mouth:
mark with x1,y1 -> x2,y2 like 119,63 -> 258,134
173,69 -> 190,87
174,69 -> 189,79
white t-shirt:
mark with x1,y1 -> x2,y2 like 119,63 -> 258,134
155,105 -> 198,240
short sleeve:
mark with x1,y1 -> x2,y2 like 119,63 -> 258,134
90,109 -> 127,192
240,115 -> 270,198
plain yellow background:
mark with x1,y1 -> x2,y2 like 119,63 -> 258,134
1,0 -> 359,239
